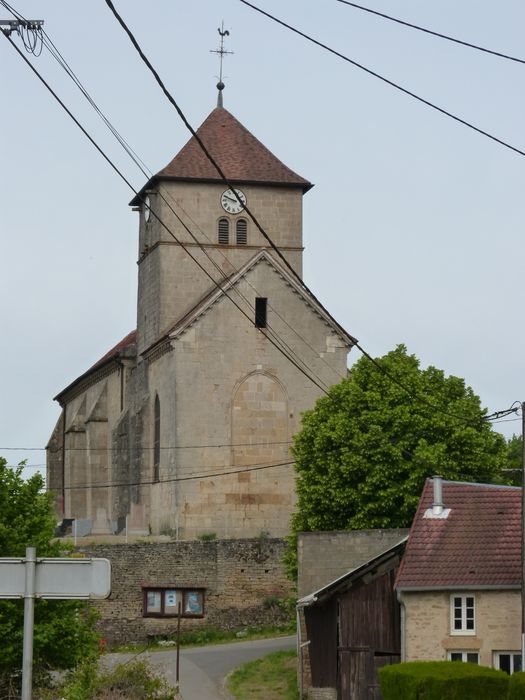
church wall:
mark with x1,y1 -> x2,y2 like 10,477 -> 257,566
157,182 -> 303,252
144,258 -> 349,538
59,366 -> 128,529
46,412 -> 64,514
137,247 -> 161,354
77,538 -> 293,645
136,182 -> 303,355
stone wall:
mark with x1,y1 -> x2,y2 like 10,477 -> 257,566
307,689 -> 337,700
298,529 -> 409,598
403,589 -> 521,665
78,537 -> 293,645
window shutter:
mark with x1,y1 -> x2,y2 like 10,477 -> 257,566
236,219 -> 247,244
218,218 -> 229,244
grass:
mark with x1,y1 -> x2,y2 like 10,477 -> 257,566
227,649 -> 299,700
115,622 -> 296,652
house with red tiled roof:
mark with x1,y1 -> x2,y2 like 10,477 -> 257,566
395,477 -> 522,674
46,91 -> 355,541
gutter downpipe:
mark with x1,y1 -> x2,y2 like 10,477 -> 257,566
297,607 -> 303,700
296,597 -> 316,700
396,589 -> 406,662
61,404 -> 66,515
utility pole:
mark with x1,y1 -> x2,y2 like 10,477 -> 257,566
522,402 -> 525,664
0,19 -> 43,37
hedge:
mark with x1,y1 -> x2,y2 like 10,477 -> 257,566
379,661 -> 509,700
508,671 -> 525,700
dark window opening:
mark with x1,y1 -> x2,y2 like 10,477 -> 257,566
236,218 -> 247,244
218,218 -> 229,244
153,395 -> 160,482
255,297 -> 267,328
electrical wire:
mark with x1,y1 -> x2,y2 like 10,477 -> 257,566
27,19 -> 340,393
61,459 -> 295,491
1,440 -> 294,451
335,0 -> 525,65
237,0 -> 525,159
4,4 -> 511,436
2,32 -> 333,400
102,0 -> 517,430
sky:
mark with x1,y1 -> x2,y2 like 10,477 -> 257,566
1,0 -> 524,479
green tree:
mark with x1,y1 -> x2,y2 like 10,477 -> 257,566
0,459 -> 98,696
285,345 -> 507,579
504,434 -> 523,486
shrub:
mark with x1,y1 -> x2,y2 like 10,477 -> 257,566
42,659 -> 177,700
197,532 -> 217,541
508,671 -> 525,700
379,661 -> 509,700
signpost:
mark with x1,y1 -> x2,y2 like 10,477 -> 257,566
0,547 -> 111,700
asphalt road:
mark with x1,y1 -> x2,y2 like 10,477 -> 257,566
108,635 -> 296,700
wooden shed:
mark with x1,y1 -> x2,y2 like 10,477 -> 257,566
297,538 -> 407,700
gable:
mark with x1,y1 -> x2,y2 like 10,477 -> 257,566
142,250 -> 355,356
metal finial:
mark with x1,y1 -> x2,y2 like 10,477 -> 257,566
210,22 -> 233,107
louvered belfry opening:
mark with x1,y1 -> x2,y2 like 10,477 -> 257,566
218,218 -> 229,244
236,218 -> 247,244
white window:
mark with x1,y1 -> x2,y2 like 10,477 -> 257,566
451,594 -> 475,635
448,651 -> 479,664
494,652 -> 522,675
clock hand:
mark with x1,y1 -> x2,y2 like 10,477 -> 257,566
224,195 -> 237,203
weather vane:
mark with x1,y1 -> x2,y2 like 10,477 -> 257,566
210,22 -> 233,107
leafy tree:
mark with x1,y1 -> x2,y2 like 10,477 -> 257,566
504,434 -> 523,486
285,345 -> 507,579
0,458 -> 99,696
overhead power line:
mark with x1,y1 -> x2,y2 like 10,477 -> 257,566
60,459 -> 295,491
4,5 -> 509,432
3,32 -> 335,400
336,0 -> 525,65
4,5 -> 342,396
237,0 -> 525,159
103,1 -> 504,430
0,440 -> 294,452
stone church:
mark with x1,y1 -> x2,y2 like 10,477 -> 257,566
46,99 -> 355,539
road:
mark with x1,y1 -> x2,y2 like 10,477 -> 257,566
107,635 -> 296,700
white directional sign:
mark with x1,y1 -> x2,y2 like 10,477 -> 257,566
0,556 -> 111,599
1,548 -> 112,700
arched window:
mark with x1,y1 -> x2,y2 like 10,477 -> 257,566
236,218 -> 247,245
218,218 -> 229,244
153,395 -> 160,482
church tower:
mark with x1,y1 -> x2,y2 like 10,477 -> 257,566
47,89 -> 355,540
131,106 -> 312,356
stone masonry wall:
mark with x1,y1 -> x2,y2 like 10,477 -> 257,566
78,538 -> 293,645
298,529 -> 409,598
404,589 -> 521,665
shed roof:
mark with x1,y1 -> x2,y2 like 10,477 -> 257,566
395,479 -> 522,590
298,537 -> 407,608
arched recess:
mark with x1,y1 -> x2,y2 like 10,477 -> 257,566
231,372 -> 289,468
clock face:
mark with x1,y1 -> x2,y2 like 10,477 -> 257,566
144,195 -> 151,222
221,188 -> 246,214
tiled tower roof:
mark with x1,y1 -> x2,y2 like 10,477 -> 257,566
131,107 -> 311,204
